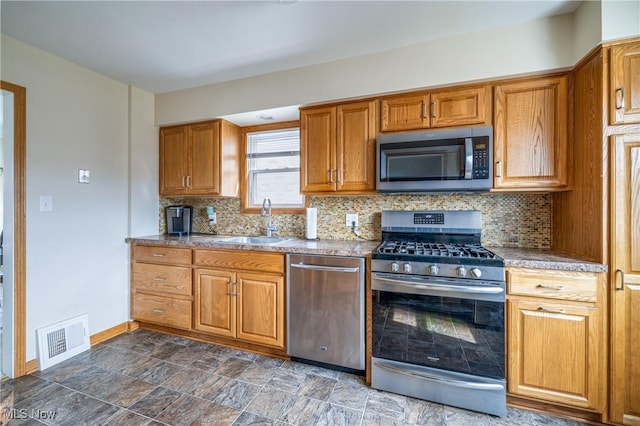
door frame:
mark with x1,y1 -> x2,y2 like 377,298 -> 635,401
1,81 -> 27,377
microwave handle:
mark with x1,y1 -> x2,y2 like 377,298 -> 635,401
464,138 -> 473,180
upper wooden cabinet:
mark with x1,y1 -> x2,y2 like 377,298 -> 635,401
493,76 -> 569,191
610,42 -> 640,124
159,120 -> 240,197
609,132 -> 640,425
300,100 -> 377,194
380,85 -> 492,132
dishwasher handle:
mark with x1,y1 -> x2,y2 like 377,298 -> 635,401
289,263 -> 360,273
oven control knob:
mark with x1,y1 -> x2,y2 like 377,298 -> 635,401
403,263 -> 412,273
428,265 -> 439,275
390,262 -> 400,273
470,268 -> 482,278
456,266 -> 467,277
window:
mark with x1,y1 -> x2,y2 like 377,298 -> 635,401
243,124 -> 304,211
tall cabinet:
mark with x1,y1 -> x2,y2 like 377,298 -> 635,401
552,38 -> 640,425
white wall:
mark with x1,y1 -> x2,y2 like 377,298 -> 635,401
573,0 -> 603,63
1,35 -> 156,361
155,13 -> 576,125
602,0 -> 640,42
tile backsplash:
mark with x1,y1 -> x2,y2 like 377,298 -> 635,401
160,193 -> 551,248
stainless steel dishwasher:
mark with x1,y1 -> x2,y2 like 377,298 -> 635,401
287,254 -> 365,371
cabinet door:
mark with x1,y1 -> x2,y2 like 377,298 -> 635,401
610,133 -> 640,424
508,298 -> 603,410
159,126 -> 189,196
494,77 -> 568,190
336,100 -> 377,192
610,42 -> 640,124
194,269 -> 236,338
431,86 -> 492,128
236,272 -> 285,348
380,94 -> 429,132
189,121 -> 220,195
300,106 -> 336,193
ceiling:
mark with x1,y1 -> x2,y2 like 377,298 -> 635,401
1,1 -> 581,124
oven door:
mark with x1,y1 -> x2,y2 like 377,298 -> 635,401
371,272 -> 505,380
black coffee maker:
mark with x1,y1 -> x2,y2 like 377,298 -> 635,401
166,205 -> 192,235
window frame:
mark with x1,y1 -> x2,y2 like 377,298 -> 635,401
240,120 -> 307,214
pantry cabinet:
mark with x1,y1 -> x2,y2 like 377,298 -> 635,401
507,268 -> 606,411
194,249 -> 285,348
159,119 -> 240,197
493,76 -> 569,191
300,100 -> 377,194
131,245 -> 193,330
610,42 -> 640,124
609,132 -> 640,425
379,85 -> 492,132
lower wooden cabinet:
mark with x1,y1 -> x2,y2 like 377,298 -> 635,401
507,268 -> 606,412
130,245 -> 193,330
194,250 -> 285,349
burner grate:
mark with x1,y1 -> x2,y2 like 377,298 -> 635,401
378,241 -> 499,259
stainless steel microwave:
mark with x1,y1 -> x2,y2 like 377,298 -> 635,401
376,126 -> 493,193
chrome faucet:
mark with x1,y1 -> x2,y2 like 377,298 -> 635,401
261,198 -> 278,237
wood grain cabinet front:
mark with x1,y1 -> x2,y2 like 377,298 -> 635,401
493,76 -> 569,191
130,244 -> 193,330
159,119 -> 240,197
610,41 -> 640,125
379,85 -> 492,132
193,250 -> 285,348
506,268 -> 606,412
300,100 -> 377,194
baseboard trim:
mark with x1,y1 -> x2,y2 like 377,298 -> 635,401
25,320 -> 136,375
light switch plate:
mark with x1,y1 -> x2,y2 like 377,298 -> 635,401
78,169 -> 90,184
39,195 -> 53,212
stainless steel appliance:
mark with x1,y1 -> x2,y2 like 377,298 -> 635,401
287,254 -> 365,371
371,210 -> 506,417
376,126 -> 493,192
166,205 -> 192,236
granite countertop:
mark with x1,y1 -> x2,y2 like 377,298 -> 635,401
488,247 -> 607,273
126,235 -> 607,272
126,234 -> 380,257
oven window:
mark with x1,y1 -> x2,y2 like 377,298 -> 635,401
380,142 -> 465,181
372,291 -> 505,380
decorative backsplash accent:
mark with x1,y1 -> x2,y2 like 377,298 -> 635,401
160,193 -> 551,248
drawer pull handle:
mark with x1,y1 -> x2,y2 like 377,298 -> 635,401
152,277 -> 166,282
537,307 -> 564,314
615,88 -> 624,110
615,269 -> 625,291
536,284 -> 563,290
152,253 -> 165,257
153,309 -> 164,314
495,161 -> 502,177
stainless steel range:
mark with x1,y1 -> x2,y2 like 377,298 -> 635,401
371,210 -> 506,417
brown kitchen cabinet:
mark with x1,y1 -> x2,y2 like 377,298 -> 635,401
131,245 -> 193,330
300,100 -> 377,194
609,132 -> 640,424
193,249 -> 285,348
507,268 -> 606,411
610,41 -> 640,124
379,85 -> 492,132
159,119 -> 240,197
493,76 -> 569,191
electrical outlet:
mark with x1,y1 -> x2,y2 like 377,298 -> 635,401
78,169 -> 90,184
345,213 -> 359,227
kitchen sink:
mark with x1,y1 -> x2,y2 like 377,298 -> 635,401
218,236 -> 292,245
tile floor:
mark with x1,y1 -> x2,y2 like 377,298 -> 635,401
0,329 -> 590,425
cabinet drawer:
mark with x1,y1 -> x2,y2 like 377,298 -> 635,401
132,263 -> 192,296
133,245 -> 191,265
508,268 -> 597,302
131,293 -> 192,329
194,250 -> 284,274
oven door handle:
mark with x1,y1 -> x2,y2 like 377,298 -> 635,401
376,360 -> 505,391
373,273 -> 504,295
290,263 -> 360,273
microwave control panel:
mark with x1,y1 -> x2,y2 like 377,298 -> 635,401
472,141 -> 490,179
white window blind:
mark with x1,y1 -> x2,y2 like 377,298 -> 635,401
246,128 -> 303,207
